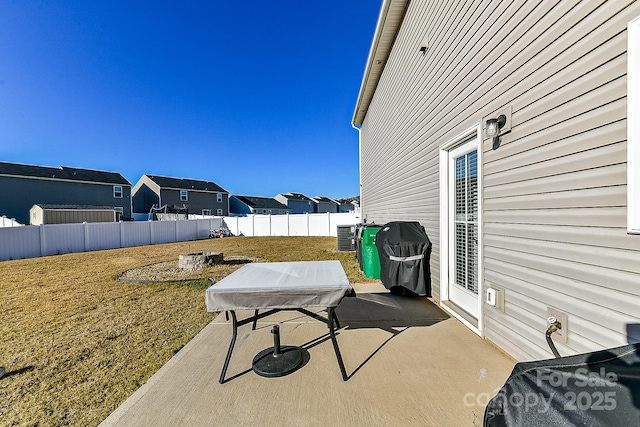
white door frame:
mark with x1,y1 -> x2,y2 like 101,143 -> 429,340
439,124 -> 484,336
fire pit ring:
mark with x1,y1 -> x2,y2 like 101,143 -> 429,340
178,251 -> 224,271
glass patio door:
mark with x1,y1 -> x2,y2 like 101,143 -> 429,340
448,139 -> 479,318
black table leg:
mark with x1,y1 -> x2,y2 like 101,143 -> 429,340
219,310 -> 238,384
252,309 -> 259,330
219,307 -> 348,383
332,309 -> 341,329
327,307 -> 348,381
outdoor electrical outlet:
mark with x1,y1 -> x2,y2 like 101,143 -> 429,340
485,285 -> 505,312
547,307 -> 568,344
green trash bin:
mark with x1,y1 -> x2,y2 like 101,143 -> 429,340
361,226 -> 382,279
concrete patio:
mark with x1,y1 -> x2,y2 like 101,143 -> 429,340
100,283 -> 515,427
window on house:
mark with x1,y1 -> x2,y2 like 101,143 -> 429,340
217,193 -> 222,202
629,16 -> 640,233
113,185 -> 123,198
180,190 -> 188,201
202,209 -> 211,215
217,209 -> 223,215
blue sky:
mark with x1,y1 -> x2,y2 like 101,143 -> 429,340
0,1 -> 380,199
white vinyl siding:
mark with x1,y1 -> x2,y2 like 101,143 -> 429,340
628,15 -> 640,233
481,1 -> 640,362
359,0 -> 640,361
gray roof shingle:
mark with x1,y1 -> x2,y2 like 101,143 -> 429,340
147,175 -> 227,193
234,196 -> 289,210
313,196 -> 336,203
0,162 -> 130,185
281,192 -> 312,201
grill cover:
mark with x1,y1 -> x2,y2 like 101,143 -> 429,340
484,343 -> 640,426
374,221 -> 431,296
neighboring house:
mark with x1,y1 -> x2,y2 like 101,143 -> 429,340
353,0 -> 640,362
274,192 -> 315,214
0,162 -> 132,224
312,196 -> 339,213
336,196 -> 360,213
30,204 -> 117,225
229,195 -> 290,215
132,174 -> 229,216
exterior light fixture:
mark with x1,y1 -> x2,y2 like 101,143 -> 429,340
485,114 -> 507,150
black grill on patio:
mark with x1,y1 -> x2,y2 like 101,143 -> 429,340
374,221 -> 432,296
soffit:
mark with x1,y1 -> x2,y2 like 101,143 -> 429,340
352,0 -> 409,126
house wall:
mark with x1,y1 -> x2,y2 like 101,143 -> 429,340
132,183 -> 160,213
229,196 -> 251,215
338,203 -> 357,213
359,0 -> 640,361
275,194 -> 315,214
229,197 -> 290,215
0,175 -> 131,224
160,189 -> 228,215
302,200 -> 315,213
315,201 -> 338,213
290,200 -> 314,214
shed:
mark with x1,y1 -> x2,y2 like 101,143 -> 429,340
30,204 -> 117,225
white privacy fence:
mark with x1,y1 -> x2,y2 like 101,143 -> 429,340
0,212 -> 360,261
216,212 -> 360,238
0,218 -> 222,261
0,216 -> 23,228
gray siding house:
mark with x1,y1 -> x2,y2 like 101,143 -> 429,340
229,195 -> 290,215
0,162 -> 132,224
274,192 -> 315,214
353,0 -> 640,362
132,174 -> 229,216
312,196 -> 339,213
336,197 -> 360,213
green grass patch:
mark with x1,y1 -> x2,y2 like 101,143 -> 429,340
0,236 -> 372,426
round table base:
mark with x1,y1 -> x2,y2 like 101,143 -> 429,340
252,346 -> 303,378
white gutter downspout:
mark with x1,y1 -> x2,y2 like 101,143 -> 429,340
351,123 -> 363,218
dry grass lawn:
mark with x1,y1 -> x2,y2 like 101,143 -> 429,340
0,236 -> 372,426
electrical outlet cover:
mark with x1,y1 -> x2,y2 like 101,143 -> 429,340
486,288 -> 496,306
547,307 -> 568,344
486,285 -> 504,312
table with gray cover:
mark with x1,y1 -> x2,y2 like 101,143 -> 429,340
205,260 -> 355,383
